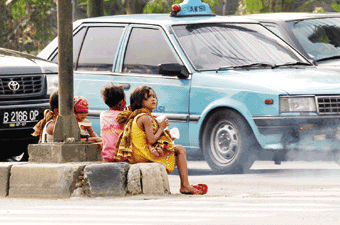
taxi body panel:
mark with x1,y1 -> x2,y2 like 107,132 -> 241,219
188,67 -> 340,149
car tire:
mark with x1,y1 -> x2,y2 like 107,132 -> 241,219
202,109 -> 258,174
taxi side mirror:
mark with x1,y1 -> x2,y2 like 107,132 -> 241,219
159,63 -> 189,79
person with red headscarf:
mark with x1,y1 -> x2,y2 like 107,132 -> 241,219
74,96 -> 102,144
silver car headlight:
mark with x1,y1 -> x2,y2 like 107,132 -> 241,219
280,96 -> 316,113
46,75 -> 59,95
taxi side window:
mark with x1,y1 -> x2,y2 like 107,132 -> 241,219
123,27 -> 178,74
51,27 -> 86,67
76,26 -> 124,72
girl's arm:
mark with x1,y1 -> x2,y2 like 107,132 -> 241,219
86,126 -> 102,143
81,119 -> 98,137
137,115 -> 168,145
81,119 -> 102,143
87,126 -> 99,137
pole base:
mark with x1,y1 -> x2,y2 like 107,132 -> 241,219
28,142 -> 102,163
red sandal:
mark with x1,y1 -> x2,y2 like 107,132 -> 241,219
180,184 -> 208,195
192,184 -> 208,195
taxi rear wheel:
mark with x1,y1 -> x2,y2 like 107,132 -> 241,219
202,109 -> 257,174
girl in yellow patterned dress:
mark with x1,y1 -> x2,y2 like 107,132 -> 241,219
115,86 -> 207,195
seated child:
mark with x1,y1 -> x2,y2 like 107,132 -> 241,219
32,90 -> 59,142
100,84 -> 126,162
74,96 -> 102,143
115,85 -> 207,195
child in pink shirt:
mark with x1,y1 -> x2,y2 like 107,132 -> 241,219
100,84 -> 126,162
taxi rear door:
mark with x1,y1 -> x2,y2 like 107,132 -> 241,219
116,24 -> 191,147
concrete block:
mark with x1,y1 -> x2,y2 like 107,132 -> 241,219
127,164 -> 142,195
28,143 -> 102,163
9,163 -> 85,198
84,162 -> 130,197
127,163 -> 170,195
0,163 -> 15,197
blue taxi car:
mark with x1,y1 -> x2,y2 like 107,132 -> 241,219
39,0 -> 340,173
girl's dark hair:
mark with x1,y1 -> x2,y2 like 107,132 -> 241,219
49,90 -> 59,111
101,83 -> 125,108
130,86 -> 157,111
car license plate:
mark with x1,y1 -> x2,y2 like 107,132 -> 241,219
2,110 -> 40,128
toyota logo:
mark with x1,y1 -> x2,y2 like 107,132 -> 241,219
8,81 -> 20,91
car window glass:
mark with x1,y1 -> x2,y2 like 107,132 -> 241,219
288,18 -> 340,61
173,23 -> 307,70
51,27 -> 86,66
77,26 -> 124,71
265,25 -> 284,40
123,27 -> 179,74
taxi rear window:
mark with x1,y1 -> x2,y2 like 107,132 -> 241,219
77,26 -> 124,72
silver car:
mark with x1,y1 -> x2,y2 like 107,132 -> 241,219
242,13 -> 340,72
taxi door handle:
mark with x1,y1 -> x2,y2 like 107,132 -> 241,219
119,83 -> 130,90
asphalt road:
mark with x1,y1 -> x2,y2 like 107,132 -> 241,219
1,160 -> 340,224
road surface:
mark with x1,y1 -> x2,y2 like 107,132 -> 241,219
0,160 -> 339,225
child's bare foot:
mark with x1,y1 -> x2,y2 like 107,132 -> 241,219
180,184 -> 208,195
180,185 -> 203,195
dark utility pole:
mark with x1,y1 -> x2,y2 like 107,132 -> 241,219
53,0 -> 80,142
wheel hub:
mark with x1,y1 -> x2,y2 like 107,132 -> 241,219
211,122 -> 239,164
218,131 -> 231,150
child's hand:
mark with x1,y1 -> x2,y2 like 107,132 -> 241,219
156,147 -> 164,157
159,117 -> 169,130
80,125 -> 86,131
150,147 -> 160,157
150,147 -> 164,157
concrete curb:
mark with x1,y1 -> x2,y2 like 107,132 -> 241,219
82,162 -> 130,197
0,163 -> 21,197
9,163 -> 85,198
0,162 -> 170,198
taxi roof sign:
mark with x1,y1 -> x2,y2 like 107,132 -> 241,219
170,0 -> 214,17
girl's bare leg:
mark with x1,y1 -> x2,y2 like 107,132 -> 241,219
175,145 -> 203,194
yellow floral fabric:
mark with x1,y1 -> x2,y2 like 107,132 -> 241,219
129,114 -> 175,173
115,108 -> 175,173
